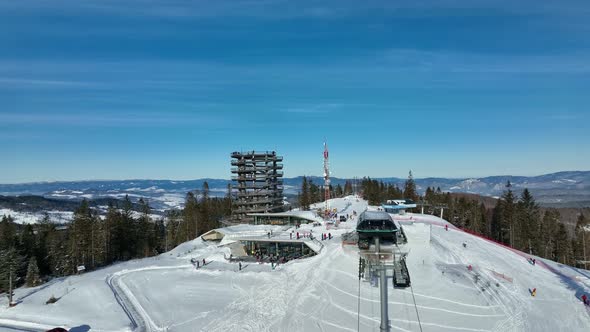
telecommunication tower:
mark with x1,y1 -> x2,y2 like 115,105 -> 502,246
323,141 -> 330,219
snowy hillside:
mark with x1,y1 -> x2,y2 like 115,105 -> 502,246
1,196 -> 589,331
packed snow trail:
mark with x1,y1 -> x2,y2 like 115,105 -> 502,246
0,319 -> 50,332
402,213 -> 590,331
107,271 -> 144,331
105,239 -> 227,332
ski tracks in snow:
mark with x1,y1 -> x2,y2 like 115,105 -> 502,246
107,265 -> 195,332
431,229 -> 527,332
201,266 -> 291,331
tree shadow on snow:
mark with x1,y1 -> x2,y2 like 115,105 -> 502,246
540,260 -> 589,302
565,264 -> 590,280
69,325 -> 91,332
17,277 -> 67,302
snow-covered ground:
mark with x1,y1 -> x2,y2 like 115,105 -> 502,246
1,196 -> 589,331
0,209 -> 73,225
0,208 -> 163,225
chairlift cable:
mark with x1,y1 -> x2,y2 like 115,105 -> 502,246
409,283 -> 424,332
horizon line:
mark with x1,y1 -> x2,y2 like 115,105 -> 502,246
0,170 -> 588,186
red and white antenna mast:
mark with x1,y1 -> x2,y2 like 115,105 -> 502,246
323,140 -> 330,219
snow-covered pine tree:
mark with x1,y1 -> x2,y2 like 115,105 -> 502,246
403,170 -> 418,202
500,181 -> 516,247
0,247 -> 25,303
335,184 -> 343,198
555,223 -> 573,265
183,191 -> 199,240
25,256 -> 41,287
299,176 -> 310,210
0,215 -> 16,250
574,214 -> 589,269
516,188 -> 540,254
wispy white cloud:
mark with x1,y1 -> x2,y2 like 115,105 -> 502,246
3,0 -> 589,20
281,103 -> 342,114
280,102 -> 387,115
541,113 -> 586,121
0,112 -> 224,128
378,49 -> 590,74
2,48 -> 589,100
0,78 -> 97,88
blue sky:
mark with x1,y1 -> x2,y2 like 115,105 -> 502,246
1,0 -> 589,183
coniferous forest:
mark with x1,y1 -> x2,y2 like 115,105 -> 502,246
0,182 -> 231,293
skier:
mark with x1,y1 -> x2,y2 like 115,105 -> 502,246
239,261 -> 242,271
467,265 -> 472,271
202,258 -> 206,265
328,233 -> 332,240
582,294 -> 588,305
531,288 -> 537,297
297,232 -> 300,239
463,242 -> 467,248
290,232 -> 292,240
196,261 -> 200,269
445,225 -> 448,231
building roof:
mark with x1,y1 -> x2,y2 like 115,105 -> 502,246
248,210 -> 324,223
360,210 -> 393,221
382,199 -> 417,209
357,210 -> 397,232
382,204 -> 416,210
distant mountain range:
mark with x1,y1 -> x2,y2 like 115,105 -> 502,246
1,171 -> 589,210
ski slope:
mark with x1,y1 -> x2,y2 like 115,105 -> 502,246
0,196 -> 589,331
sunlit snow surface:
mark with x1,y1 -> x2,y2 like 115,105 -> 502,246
1,196 -> 589,331
0,209 -> 73,224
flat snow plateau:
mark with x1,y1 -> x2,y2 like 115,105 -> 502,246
1,196 -> 589,331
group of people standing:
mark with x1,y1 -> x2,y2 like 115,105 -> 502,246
191,258 -> 206,269
291,231 -> 313,240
